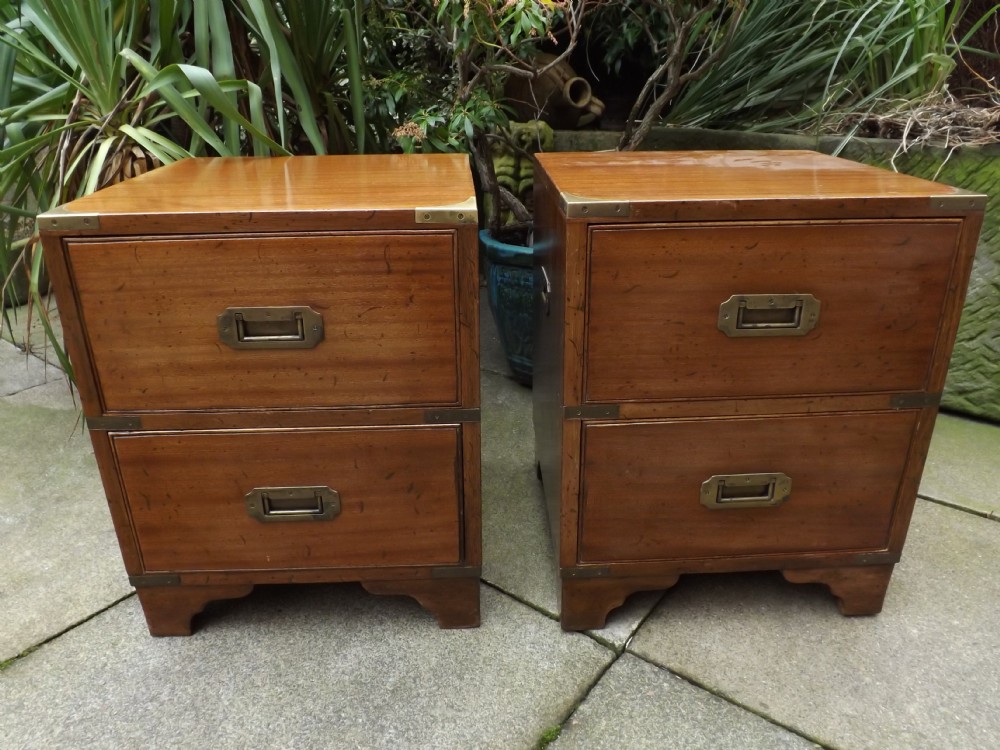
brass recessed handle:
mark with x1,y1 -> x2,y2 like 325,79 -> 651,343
700,473 -> 792,510
218,306 -> 324,349
245,486 -> 341,522
718,294 -> 820,337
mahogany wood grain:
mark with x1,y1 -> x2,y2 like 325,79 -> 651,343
558,420 -> 583,570
579,412 -> 916,563
69,231 -> 459,411
362,578 -> 480,628
782,564 -> 895,615
87,431 -> 143,573
103,407 -> 477,432
461,423 -> 483,568
38,233 -> 105,417
561,575 -> 677,631
532,150 -> 983,630
925,211 -> 986,393
535,151 -> 975,218
886,407 -> 940,556
41,154 -> 481,634
52,154 -> 477,235
457,223 -> 481,407
136,584 -> 254,636
531,170 -> 568,559
562,564 -> 894,629
563,550 -> 899,580
614,393 -> 925,420
174,566 -> 481,586
585,221 -> 959,402
113,427 -> 463,571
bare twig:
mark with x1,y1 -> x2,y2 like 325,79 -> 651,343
55,89 -> 86,204
618,1 -> 745,151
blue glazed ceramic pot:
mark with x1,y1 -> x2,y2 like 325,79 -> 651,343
480,229 -> 534,386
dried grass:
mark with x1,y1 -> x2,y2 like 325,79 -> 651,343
844,94 -> 1000,146
836,91 -> 1000,175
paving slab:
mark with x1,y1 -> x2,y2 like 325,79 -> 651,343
0,584 -> 613,750
480,368 -> 661,647
0,380 -> 131,662
552,653 -> 821,750
629,500 -> 1000,750
0,339 -> 63,396
1,295 -> 65,369
480,292 -> 512,378
919,411 -> 1000,517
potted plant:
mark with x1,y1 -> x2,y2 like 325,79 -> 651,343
385,0 -> 591,385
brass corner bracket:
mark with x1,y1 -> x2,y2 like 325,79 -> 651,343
564,404 -> 620,420
424,408 -> 481,424
86,415 -> 142,431
415,196 -> 478,225
37,207 -> 101,232
889,392 -> 941,410
560,192 -> 631,219
929,192 -> 987,212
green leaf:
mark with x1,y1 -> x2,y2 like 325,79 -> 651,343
239,0 -> 327,154
122,49 -> 234,156
119,123 -> 191,163
341,7 -> 366,154
208,0 -> 239,152
83,135 -> 118,195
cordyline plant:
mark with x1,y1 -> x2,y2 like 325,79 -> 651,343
0,0 -> 369,364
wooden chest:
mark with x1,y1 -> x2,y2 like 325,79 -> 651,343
40,155 -> 481,635
532,151 -> 984,630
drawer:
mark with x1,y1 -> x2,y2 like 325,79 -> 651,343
68,232 -> 459,411
578,411 -> 917,563
113,426 -> 463,571
585,221 -> 959,401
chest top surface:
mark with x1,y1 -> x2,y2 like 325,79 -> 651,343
535,150 -> 983,218
41,153 -> 477,233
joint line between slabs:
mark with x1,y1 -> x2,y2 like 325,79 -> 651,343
917,493 -> 1000,523
0,591 -> 136,672
480,579 -> 562,624
624,649 -> 836,750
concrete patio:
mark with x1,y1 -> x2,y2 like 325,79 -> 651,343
2,297 -> 998,749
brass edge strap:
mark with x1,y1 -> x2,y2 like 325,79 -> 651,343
560,192 -> 631,219
36,207 -> 101,232
129,574 -> 181,587
86,416 -> 142,431
929,193 -> 987,212
424,408 -> 481,423
431,566 -> 482,579
564,404 -> 620,420
561,566 -> 611,579
414,195 -> 478,225
890,392 -> 941,409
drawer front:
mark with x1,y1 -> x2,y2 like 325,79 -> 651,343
579,411 -> 917,563
69,232 -> 459,410
586,221 -> 959,401
114,427 -> 463,571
